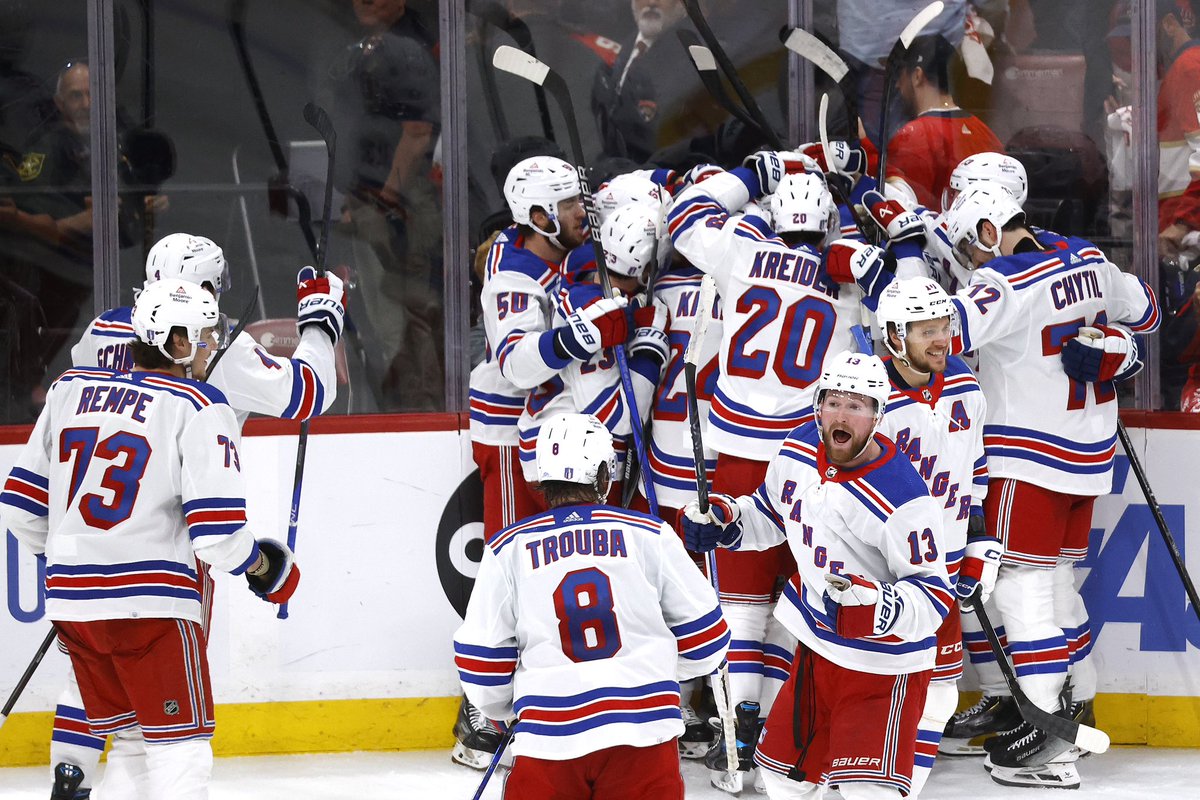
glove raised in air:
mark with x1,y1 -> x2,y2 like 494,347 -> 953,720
297,266 -> 346,344
862,189 -> 925,245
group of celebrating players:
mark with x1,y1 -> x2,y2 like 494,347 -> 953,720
453,136 -> 1159,799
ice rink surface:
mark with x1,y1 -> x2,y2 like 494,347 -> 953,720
0,746 -> 1195,798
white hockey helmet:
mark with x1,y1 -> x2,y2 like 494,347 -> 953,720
536,413 -> 617,497
145,233 -> 229,295
595,172 -> 666,226
813,350 -> 890,432
132,280 -> 222,366
944,152 -> 1029,210
770,172 -> 834,235
503,156 -> 581,249
601,203 -> 666,280
875,277 -> 957,361
943,184 -> 1025,270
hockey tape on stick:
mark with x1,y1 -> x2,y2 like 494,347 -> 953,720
1116,421 -> 1200,624
967,589 -> 1110,754
0,627 -> 56,728
877,1 -> 945,186
780,27 -> 849,83
492,45 -> 660,516
900,0 -> 946,48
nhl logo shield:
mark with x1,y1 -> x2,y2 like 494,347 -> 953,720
163,700 -> 180,716
825,466 -> 838,479
921,388 -> 933,402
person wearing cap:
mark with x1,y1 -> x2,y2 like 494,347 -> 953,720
884,34 -> 1003,212
454,411 -> 729,799
681,350 -> 952,800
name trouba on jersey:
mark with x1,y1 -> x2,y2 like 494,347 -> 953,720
524,527 -> 629,570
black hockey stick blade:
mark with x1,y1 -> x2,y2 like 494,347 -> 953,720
677,30 -> 762,135
1117,421 -> 1200,623
967,591 -> 1110,754
302,102 -> 337,274
207,285 -> 261,378
0,628 -> 56,727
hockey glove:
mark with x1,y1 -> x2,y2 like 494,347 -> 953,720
554,295 -> 631,361
681,163 -> 723,189
246,538 -> 301,604
780,150 -> 822,176
628,297 -> 670,367
823,573 -> 900,639
823,239 -> 891,298
862,189 -> 926,246
297,266 -> 347,345
1061,325 -> 1142,383
957,515 -> 1002,604
680,493 -> 742,552
800,141 -> 867,178
742,150 -> 786,196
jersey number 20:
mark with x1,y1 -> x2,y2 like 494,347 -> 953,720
59,427 -> 152,530
727,288 -> 835,388
553,567 -> 622,662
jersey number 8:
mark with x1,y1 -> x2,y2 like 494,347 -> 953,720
553,567 -> 622,662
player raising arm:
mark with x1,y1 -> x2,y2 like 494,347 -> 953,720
1,281 -> 299,800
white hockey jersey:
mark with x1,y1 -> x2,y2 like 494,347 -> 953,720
516,281 -> 659,482
471,226 -> 563,447
1,368 -> 262,624
947,231 -> 1160,495
876,356 -> 988,581
730,423 -> 953,675
454,505 -> 729,760
645,265 -> 723,509
669,170 -> 859,461
72,306 -> 336,422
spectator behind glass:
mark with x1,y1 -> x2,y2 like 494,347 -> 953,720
328,0 -> 445,411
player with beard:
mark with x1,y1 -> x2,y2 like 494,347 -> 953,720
873,278 -> 998,797
681,351 -> 952,800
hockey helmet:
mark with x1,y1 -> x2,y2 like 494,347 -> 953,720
601,203 -> 667,280
875,277 -> 957,362
944,152 -> 1029,210
503,156 -> 581,249
943,185 -> 1024,270
594,172 -> 666,227
132,280 -> 222,366
145,233 -> 229,295
813,350 -> 890,435
536,413 -> 617,497
770,172 -> 834,236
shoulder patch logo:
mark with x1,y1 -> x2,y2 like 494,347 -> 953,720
17,152 -> 44,182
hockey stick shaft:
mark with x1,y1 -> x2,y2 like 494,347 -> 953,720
492,46 -> 659,516
967,590 -> 1109,753
278,104 -> 337,621
682,275 -> 737,773
1117,420 -> 1200,623
471,724 -> 515,800
876,2 -> 944,186
207,285 -> 261,378
680,0 -> 780,149
229,0 -> 287,173
469,0 -> 553,141
620,238 -> 663,508
780,27 -> 859,142
0,627 -> 56,728
678,31 -> 769,141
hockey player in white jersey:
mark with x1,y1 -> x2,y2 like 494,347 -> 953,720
515,202 -> 668,493
681,351 -> 953,800
873,278 -> 999,796
50,232 -> 342,795
454,413 -> 730,799
71,233 -> 343,423
668,154 -> 860,788
0,281 -> 300,800
827,185 -> 1160,788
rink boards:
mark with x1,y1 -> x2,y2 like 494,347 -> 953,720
1,414 -> 1198,765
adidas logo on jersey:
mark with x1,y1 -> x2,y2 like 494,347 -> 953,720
1071,253 -> 1082,264
563,511 -> 584,523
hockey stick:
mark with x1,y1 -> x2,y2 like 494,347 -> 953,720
470,724 -> 514,800
276,103 -> 335,621
780,27 -> 859,142
876,1 -> 945,187
684,274 -> 738,779
492,45 -> 660,516
677,30 -> 768,141
207,285 -> 262,380
966,589 -> 1110,754
1116,420 -> 1200,624
820,93 -> 874,355
620,235 -> 662,509
468,0 -> 554,141
680,0 -> 781,149
0,627 -> 56,730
